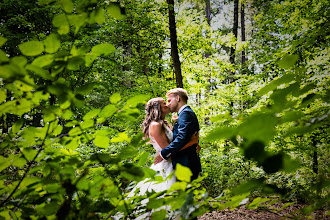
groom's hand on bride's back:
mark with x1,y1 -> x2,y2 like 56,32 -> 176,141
154,151 -> 163,165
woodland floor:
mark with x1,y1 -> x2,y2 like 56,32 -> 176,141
198,202 -> 329,220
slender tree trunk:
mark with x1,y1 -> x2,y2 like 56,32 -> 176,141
205,0 -> 211,26
229,0 -> 239,81
312,135 -> 318,174
241,1 -> 246,65
167,0 -> 183,88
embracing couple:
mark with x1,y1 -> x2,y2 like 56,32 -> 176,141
132,88 -> 202,195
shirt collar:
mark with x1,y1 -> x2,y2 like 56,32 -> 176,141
178,104 -> 188,114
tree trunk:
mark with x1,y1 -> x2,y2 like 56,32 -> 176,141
229,0 -> 239,81
205,0 -> 211,26
241,1 -> 246,65
167,0 -> 183,88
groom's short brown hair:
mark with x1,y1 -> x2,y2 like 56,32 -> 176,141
166,88 -> 188,103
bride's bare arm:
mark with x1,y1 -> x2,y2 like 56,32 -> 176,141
149,122 -> 170,149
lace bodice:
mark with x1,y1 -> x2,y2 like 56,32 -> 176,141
149,124 -> 173,152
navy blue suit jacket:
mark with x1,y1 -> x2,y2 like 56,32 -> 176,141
160,106 -> 202,180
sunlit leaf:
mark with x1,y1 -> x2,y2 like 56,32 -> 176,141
44,34 -> 61,53
22,148 -> 38,161
31,54 -> 54,67
83,108 -> 101,120
91,43 -> 116,56
99,104 -> 117,118
110,93 -> 121,104
111,132 -> 130,143
90,8 -> 105,25
124,94 -> 149,108
19,41 -> 44,56
175,164 -> 192,182
94,135 -> 110,148
107,2 -> 126,20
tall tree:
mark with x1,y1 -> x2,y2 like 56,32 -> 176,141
229,0 -> 239,81
241,0 -> 246,64
167,0 -> 183,88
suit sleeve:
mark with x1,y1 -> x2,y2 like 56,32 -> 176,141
160,111 -> 196,160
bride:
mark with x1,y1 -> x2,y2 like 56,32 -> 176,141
128,97 -> 176,196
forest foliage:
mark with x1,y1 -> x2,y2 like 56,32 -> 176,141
0,0 -> 329,219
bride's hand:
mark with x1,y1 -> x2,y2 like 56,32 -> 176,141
154,151 -> 163,165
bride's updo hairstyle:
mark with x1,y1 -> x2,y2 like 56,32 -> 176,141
142,97 -> 171,138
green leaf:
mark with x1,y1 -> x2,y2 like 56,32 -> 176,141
0,90 -> 6,103
31,54 -> 54,67
0,36 -> 7,47
99,104 -> 117,118
65,137 -> 80,150
61,0 -> 73,13
67,13 -> 88,34
19,41 -> 44,56
12,118 -> 24,133
151,209 -> 167,220
281,110 -> 304,123
0,158 -> 11,172
22,148 -> 38,161
110,93 -> 121,104
205,126 -> 236,141
124,94 -> 149,109
83,108 -> 101,120
175,164 -> 192,182
111,132 -> 130,143
67,56 -> 85,70
282,154 -> 301,173
90,8 -> 105,25
258,74 -> 295,96
94,135 -> 110,148
80,119 -> 94,129
147,197 -> 165,209
247,197 -> 270,209
43,183 -> 61,193
44,34 -> 61,53
91,43 -> 116,56
238,113 -> 278,145
137,151 -> 150,166
0,50 -> 9,63
52,14 -> 69,35
278,54 -> 299,69
107,2 -> 126,20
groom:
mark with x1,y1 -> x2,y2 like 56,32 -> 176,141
155,88 -> 202,181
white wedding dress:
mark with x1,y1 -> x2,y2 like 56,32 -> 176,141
113,125 -> 179,220
128,125 -> 176,196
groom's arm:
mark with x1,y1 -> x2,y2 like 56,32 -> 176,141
160,111 -> 196,160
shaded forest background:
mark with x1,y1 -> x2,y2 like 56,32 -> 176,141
0,0 -> 329,219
